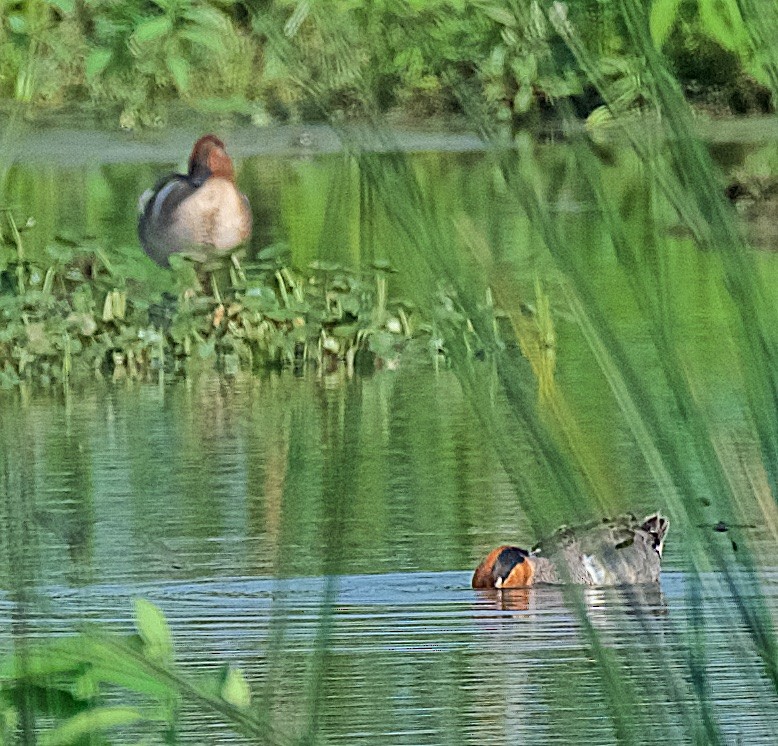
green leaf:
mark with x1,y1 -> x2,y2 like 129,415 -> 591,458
79,662 -> 174,699
340,295 -> 361,316
133,599 -> 174,664
698,0 -> 748,53
166,55 -> 190,92
1,683 -> 84,717
48,0 -> 75,13
8,14 -> 27,34
368,330 -> 395,358
511,53 -> 537,84
513,84 -> 533,114
242,285 -> 279,312
73,635 -> 174,698
480,5 -> 517,27
85,48 -> 112,80
284,0 -> 310,37
332,323 -> 360,338
649,0 -> 683,47
39,706 -> 146,746
182,5 -> 231,35
219,666 -> 251,709
132,15 -> 173,44
197,339 -> 215,359
178,27 -> 227,54
586,105 -> 614,128
255,243 -> 289,262
264,308 -> 301,322
0,642 -> 84,682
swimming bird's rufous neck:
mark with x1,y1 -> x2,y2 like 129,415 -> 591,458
188,134 -> 235,182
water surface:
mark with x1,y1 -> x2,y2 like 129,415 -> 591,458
1,122 -> 778,742
2,373 -> 777,743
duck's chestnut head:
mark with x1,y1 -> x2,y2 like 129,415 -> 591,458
189,134 -> 235,183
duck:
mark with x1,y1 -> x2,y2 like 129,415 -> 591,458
472,512 -> 668,588
138,135 -> 252,267
725,177 -> 778,250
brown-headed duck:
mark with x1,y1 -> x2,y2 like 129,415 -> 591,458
473,513 -> 669,588
138,134 -> 252,266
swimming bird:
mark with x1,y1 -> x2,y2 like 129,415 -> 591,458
726,178 -> 778,250
138,135 -> 252,267
472,513 -> 668,588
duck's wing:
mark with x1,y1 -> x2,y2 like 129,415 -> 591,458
640,513 -> 669,557
533,514 -> 634,552
138,174 -> 198,266
140,174 -> 196,222
532,514 -> 665,584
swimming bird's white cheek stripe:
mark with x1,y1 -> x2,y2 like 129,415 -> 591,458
582,555 -> 606,585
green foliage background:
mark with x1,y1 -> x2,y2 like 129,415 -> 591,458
0,0 -> 773,126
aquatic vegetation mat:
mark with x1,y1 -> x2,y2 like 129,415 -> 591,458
0,216 -> 426,386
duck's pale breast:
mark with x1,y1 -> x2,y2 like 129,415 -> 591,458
171,177 -> 252,257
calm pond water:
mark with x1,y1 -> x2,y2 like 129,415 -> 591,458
1,121 -> 778,742
2,375 -> 777,744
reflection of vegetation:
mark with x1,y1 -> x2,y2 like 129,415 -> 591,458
0,0 -> 772,124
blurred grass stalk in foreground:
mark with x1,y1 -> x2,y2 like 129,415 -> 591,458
301,0 -> 778,740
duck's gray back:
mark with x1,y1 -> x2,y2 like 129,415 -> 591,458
532,514 -> 667,585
